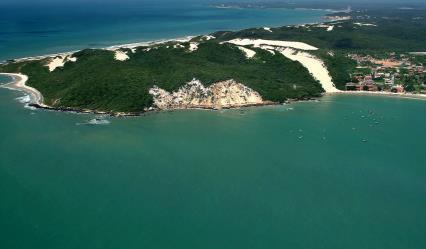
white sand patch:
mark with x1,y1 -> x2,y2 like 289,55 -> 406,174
114,50 -> 129,61
188,43 -> 199,52
47,57 -> 65,72
203,35 -> 216,40
225,38 -> 318,51
327,26 -> 334,32
46,55 -> 78,72
263,27 -> 273,32
278,48 -> 340,93
173,44 -> 185,49
237,46 -> 256,58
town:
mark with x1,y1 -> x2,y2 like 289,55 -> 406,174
345,53 -> 426,94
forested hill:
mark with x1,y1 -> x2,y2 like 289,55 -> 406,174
1,8 -> 425,114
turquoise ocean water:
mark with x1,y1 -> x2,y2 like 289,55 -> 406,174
0,2 -> 327,61
1,75 -> 426,249
0,3 -> 426,249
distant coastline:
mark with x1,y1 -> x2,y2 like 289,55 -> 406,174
0,4 -> 329,63
1,6 -> 425,115
6,36 -> 195,64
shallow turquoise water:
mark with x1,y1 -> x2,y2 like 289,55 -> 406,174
1,76 -> 426,249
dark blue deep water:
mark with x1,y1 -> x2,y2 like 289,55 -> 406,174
0,2 -> 327,61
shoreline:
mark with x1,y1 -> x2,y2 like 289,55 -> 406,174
331,91 -> 426,101
1,10 -> 335,64
0,73 -> 284,116
25,99 -> 283,117
0,73 -> 46,106
1,72 -> 425,117
7,36 -> 195,64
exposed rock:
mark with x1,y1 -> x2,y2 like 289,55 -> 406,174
149,79 -> 264,110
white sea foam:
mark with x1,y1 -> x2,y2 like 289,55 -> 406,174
15,95 -> 31,103
24,104 -> 37,110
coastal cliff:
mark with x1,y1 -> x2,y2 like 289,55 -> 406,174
149,79 -> 265,110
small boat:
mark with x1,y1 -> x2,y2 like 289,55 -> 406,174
87,118 -> 110,125
77,118 -> 110,126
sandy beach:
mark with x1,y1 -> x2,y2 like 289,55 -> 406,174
8,36 -> 195,64
0,73 -> 45,106
331,90 -> 426,101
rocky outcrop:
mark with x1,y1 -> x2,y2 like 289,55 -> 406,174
149,79 -> 264,110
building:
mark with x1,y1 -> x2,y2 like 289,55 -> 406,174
345,82 -> 378,91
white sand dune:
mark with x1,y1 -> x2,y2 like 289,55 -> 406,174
237,46 -> 256,58
46,56 -> 77,72
263,27 -> 273,32
189,42 -> 199,52
225,38 -> 318,51
278,48 -> 340,93
114,51 -> 129,61
327,26 -> 334,31
224,38 -> 338,93
203,35 -> 216,40
47,57 -> 66,71
173,44 -> 185,49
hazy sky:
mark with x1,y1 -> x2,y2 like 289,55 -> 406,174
1,0 -> 424,5
2,0 -> 425,2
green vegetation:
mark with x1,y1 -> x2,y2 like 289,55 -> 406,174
0,42 -> 322,112
214,9 -> 426,52
312,50 -> 357,89
1,8 -> 425,112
